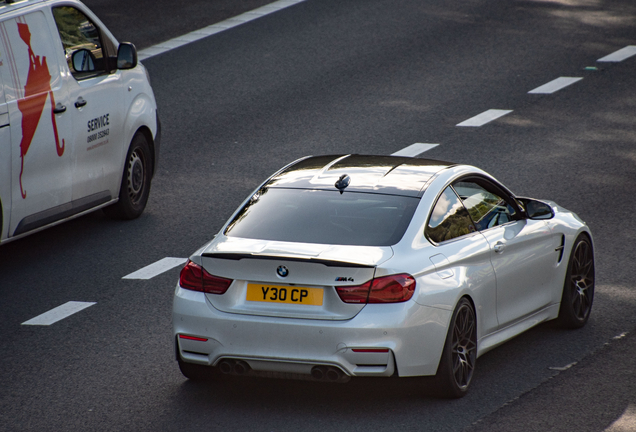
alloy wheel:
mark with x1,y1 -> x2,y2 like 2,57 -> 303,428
569,239 -> 594,321
451,303 -> 477,390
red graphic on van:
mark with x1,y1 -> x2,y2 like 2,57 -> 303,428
16,22 -> 65,199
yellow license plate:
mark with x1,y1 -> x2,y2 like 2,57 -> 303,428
246,283 -> 324,306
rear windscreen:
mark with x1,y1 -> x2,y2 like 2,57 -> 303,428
224,188 -> 419,246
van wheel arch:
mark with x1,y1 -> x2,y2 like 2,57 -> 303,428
136,126 -> 156,176
103,132 -> 153,220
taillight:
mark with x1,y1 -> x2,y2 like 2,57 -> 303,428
336,274 -> 415,304
368,274 -> 416,303
334,280 -> 372,303
179,335 -> 208,342
179,261 -> 233,294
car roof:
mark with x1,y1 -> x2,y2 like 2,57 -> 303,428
265,154 -> 456,197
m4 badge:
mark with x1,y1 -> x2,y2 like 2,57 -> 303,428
335,277 -> 354,282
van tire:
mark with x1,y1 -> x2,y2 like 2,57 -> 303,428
104,133 -> 152,220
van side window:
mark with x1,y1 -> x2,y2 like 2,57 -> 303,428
52,7 -> 107,79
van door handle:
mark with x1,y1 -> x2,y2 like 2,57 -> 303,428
74,97 -> 87,108
494,242 -> 505,254
53,103 -> 67,114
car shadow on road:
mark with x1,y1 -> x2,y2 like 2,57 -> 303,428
158,374 -> 455,431
180,372 -> 441,402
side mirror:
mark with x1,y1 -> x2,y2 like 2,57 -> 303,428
117,42 -> 138,70
72,49 -> 96,72
519,198 -> 554,220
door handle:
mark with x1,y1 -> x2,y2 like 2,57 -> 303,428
494,242 -> 505,254
53,103 -> 67,114
74,97 -> 87,108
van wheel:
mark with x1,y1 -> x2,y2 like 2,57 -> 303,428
433,298 -> 477,398
104,133 -> 152,219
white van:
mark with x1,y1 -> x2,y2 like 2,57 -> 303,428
0,0 -> 160,244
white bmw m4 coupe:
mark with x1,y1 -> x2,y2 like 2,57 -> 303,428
172,154 -> 594,397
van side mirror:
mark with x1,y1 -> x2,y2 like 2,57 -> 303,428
518,198 -> 554,220
72,49 -> 96,72
117,42 -> 138,70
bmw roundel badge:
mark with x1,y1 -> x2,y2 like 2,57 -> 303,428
276,265 -> 289,278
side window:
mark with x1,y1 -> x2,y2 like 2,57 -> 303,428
426,186 -> 476,244
52,7 -> 107,79
453,180 -> 518,230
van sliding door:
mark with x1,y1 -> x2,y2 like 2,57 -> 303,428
0,11 -> 73,237
0,61 -> 11,239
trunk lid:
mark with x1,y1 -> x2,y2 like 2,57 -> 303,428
198,236 -> 393,320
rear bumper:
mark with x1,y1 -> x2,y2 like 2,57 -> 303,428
172,285 -> 450,378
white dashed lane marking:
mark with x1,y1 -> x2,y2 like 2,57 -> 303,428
123,257 -> 188,280
528,77 -> 583,94
456,109 -> 513,127
391,143 -> 439,157
548,362 -> 578,372
138,0 -> 308,60
598,45 -> 636,62
22,301 -> 96,326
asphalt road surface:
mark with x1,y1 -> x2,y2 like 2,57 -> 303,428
1,0 -> 635,431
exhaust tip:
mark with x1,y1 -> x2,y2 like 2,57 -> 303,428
311,366 -> 327,380
219,360 -> 233,374
326,367 -> 341,382
234,360 -> 250,375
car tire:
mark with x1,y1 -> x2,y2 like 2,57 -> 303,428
556,234 -> 595,329
104,133 -> 152,220
434,297 -> 477,398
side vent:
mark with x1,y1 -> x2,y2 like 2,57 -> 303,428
555,235 -> 566,263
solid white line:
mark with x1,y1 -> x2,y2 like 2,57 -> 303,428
598,46 -> 636,62
391,143 -> 439,157
456,109 -> 513,127
22,301 -> 96,326
138,0 -> 308,60
528,77 -> 582,94
123,257 -> 188,280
